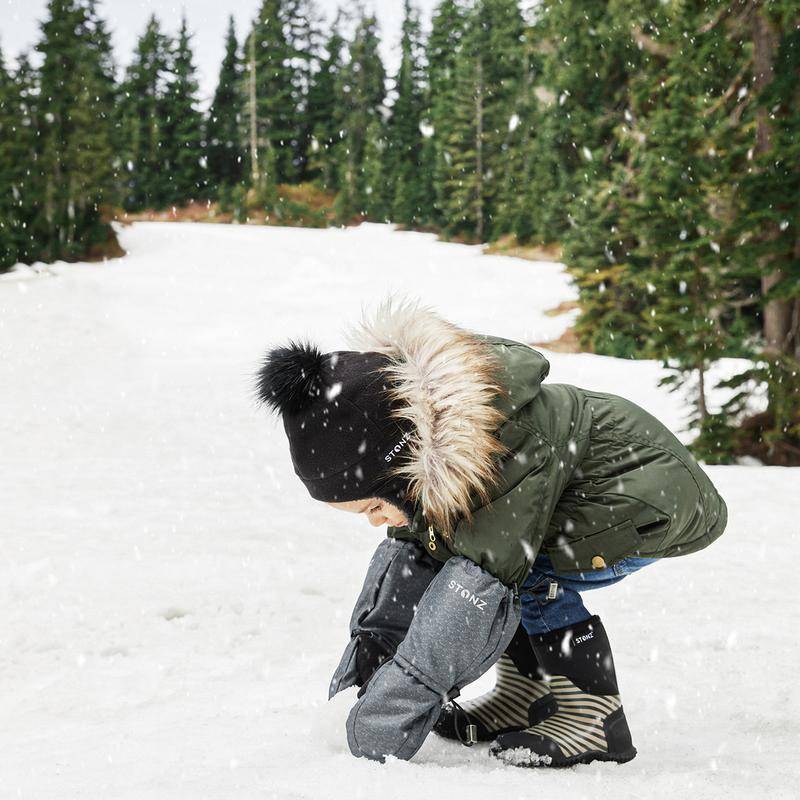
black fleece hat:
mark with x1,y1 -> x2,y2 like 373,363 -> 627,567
255,340 -> 417,521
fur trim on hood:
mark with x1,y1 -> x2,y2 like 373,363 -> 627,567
344,295 -> 511,539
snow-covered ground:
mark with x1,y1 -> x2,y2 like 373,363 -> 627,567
1,221 -> 797,799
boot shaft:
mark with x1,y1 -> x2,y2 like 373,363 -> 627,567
529,615 -> 619,696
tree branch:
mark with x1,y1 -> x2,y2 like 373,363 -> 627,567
703,57 -> 753,116
630,24 -> 674,58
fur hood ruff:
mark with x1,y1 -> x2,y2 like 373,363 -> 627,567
344,296 -> 511,538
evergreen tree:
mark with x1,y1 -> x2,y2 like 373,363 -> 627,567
207,16 -> 245,193
385,0 -> 430,227
306,17 -> 346,189
560,0 -> 674,357
520,0 -> 646,244
0,45 -> 20,270
561,1 -> 759,457
715,0 -> 800,458
426,0 -> 467,228
334,8 -> 386,222
286,0 -> 324,181
120,15 -> 172,209
628,4 -> 741,436
8,53 -> 45,265
438,0 -> 525,241
246,0 -> 320,187
738,1 -> 800,360
161,14 -> 206,204
361,115 -> 390,220
36,0 -> 118,260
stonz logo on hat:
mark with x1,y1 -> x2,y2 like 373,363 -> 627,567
384,430 -> 413,463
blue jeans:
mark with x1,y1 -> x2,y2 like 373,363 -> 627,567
519,553 -> 658,636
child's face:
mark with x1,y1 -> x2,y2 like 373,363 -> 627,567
325,497 -> 410,529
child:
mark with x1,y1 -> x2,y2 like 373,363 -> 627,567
255,296 -> 727,767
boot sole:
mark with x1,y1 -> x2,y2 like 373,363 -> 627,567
490,745 -> 637,768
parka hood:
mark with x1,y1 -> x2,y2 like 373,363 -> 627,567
344,296 -> 516,538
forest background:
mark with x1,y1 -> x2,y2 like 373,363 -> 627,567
0,0 -> 798,464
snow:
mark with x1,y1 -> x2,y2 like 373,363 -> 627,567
0,221 -> 797,799
491,746 -> 553,767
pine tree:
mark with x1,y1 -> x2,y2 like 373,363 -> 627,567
6,53 -> 45,266
361,115 -> 389,220
492,23 -> 538,242
562,2 -> 748,453
559,2 -> 672,357
632,11 -> 741,436
334,8 -> 386,222
306,17 -> 345,189
0,45 -> 19,270
207,16 -> 245,193
426,0 -> 467,229
385,0 -> 430,227
120,15 -> 172,209
520,0 -> 647,244
561,158 -> 648,359
161,13 -> 206,204
438,0 -> 525,241
246,0 -> 320,187
0,50 -> 19,272
715,1 -> 800,459
36,0 -> 118,260
740,2 -> 800,360
286,0 -> 324,181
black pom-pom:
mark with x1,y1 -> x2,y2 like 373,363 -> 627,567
255,339 -> 326,415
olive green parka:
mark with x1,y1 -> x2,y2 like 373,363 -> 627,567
346,301 -> 728,588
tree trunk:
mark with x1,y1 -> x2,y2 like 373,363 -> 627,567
475,56 -> 484,242
793,230 -> 800,359
248,33 -> 259,187
793,298 -> 800,361
752,6 -> 793,354
697,361 -> 708,423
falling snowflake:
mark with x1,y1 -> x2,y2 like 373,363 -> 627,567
326,382 -> 342,400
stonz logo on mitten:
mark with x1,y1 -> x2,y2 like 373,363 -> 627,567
573,631 -> 594,645
384,430 -> 413,463
448,580 -> 487,610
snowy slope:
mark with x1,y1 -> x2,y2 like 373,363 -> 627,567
0,221 -> 797,799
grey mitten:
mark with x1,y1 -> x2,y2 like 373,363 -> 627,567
329,538 -> 442,699
344,555 -> 521,762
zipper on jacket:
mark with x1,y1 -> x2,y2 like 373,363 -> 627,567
427,524 -> 437,552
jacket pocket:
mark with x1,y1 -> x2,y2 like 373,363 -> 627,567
545,519 -> 643,573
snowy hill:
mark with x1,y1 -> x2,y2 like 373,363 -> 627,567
1,221 -> 797,799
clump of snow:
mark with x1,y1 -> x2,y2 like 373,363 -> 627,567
490,746 -> 553,767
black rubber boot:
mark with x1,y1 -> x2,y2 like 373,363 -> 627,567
433,624 -> 556,743
489,615 -> 637,767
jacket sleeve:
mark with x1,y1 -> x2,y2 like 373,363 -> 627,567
344,555 -> 521,762
328,538 -> 442,699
